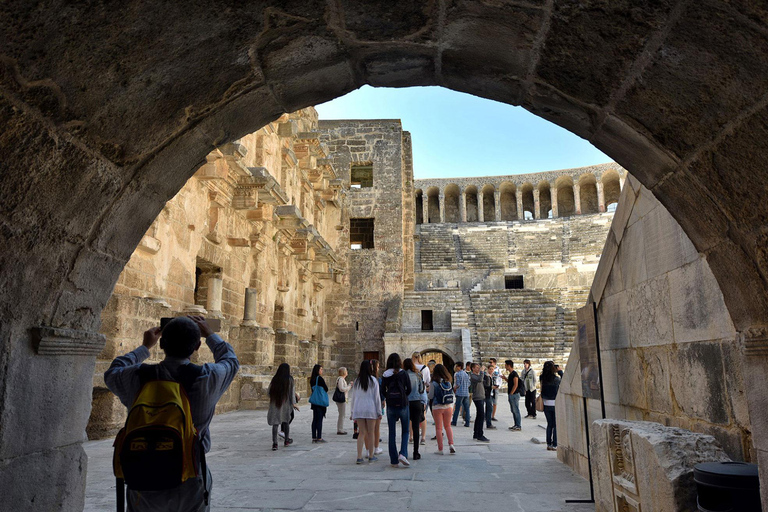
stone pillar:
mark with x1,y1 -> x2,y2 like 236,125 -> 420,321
597,181 -> 606,212
574,184 -> 582,215
494,190 -> 501,222
422,196 -> 429,224
533,188 -> 541,220
243,288 -> 259,326
551,186 -> 559,218
438,194 -> 445,223
459,190 -> 467,223
207,275 -> 223,318
516,190 -> 524,220
477,190 -> 484,222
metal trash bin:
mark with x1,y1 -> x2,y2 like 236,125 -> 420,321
694,461 -> 761,512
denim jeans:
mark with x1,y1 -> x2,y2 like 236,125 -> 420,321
544,405 -> 557,447
311,406 -> 325,440
452,395 -> 470,426
473,399 -> 485,439
386,405 -> 410,464
508,393 -> 521,428
484,392 -> 493,427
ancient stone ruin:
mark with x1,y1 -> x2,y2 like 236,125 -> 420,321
3,2 -> 768,510
88,106 -> 626,439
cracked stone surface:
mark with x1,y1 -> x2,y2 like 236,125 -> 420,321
84,402 -> 593,511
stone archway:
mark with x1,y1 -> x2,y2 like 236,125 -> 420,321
3,3 -> 768,509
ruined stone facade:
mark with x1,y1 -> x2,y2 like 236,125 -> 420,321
90,108 -> 349,437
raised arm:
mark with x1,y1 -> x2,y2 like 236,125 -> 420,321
104,327 -> 160,407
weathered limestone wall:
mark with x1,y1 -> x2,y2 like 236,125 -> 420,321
318,120 -> 413,363
402,204 -> 616,367
89,108 -> 346,438
558,176 -> 750,480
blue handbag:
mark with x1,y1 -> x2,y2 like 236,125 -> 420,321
309,376 -> 329,407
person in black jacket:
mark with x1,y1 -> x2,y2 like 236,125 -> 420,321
381,353 -> 412,467
540,361 -> 561,451
309,364 -> 328,443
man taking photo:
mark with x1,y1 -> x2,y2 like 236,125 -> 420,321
105,315 -> 239,511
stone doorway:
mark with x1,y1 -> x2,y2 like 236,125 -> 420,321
420,350 -> 455,373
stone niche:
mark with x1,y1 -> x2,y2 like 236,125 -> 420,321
591,419 -> 730,512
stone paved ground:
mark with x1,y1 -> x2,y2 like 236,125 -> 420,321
84,398 -> 594,511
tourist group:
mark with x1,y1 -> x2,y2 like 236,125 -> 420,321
267,351 -> 563,467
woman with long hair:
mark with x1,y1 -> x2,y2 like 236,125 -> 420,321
430,364 -> 456,454
381,352 -> 412,467
403,358 -> 426,460
267,363 -> 299,450
540,360 -> 561,451
335,367 -> 351,435
370,359 -> 384,456
309,364 -> 328,443
349,360 -> 382,464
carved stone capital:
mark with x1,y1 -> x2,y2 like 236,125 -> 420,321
743,326 -> 768,356
31,326 -> 106,356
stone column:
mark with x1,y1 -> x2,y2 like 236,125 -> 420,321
438,194 -> 446,223
533,188 -> 541,220
574,183 -> 582,215
459,190 -> 467,223
494,190 -> 501,222
243,287 -> 259,326
551,186 -> 559,218
207,275 -> 224,318
477,190 -> 484,222
516,190 -> 524,220
597,181 -> 606,212
422,195 -> 429,224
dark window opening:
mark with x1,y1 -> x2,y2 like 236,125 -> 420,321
350,218 -> 375,249
421,310 -> 433,331
356,321 -> 359,331
364,351 -> 380,362
351,164 -> 373,188
505,275 -> 524,289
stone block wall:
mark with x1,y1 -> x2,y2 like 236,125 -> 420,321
318,120 -> 414,364
558,176 -> 751,480
88,108 -> 348,437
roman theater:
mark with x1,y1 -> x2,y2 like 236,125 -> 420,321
1,2 -> 767,511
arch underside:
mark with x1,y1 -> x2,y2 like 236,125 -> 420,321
2,2 -> 768,509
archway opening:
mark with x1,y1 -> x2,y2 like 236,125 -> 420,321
465,185 -> 479,222
555,176 -> 575,217
420,350 -> 456,375
538,181 -> 552,219
427,186 -> 440,223
579,173 -> 599,214
481,184 -> 496,222
602,169 -> 622,212
520,182 -> 534,220
444,184 -> 460,223
415,189 -> 424,224
499,181 -> 517,221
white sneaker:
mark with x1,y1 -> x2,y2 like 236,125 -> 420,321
434,449 -> 444,455
374,447 -> 383,455
449,444 -> 456,454
278,431 -> 285,439
398,454 -> 410,466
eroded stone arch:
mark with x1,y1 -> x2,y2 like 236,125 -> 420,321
443,183 -> 460,223
499,181 -> 517,221
3,2 -> 768,509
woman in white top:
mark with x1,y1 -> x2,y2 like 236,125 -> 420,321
349,359 -> 382,464
335,367 -> 351,435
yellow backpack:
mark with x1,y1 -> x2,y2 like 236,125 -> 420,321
113,364 -> 205,506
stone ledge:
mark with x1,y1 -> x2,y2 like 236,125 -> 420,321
31,326 -> 106,356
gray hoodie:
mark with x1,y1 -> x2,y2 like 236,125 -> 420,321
469,371 -> 486,401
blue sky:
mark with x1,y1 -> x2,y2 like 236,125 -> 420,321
315,86 -> 610,180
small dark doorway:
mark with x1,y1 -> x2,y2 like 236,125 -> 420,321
505,275 -> 524,289
363,351 -> 380,362
421,310 -> 433,331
